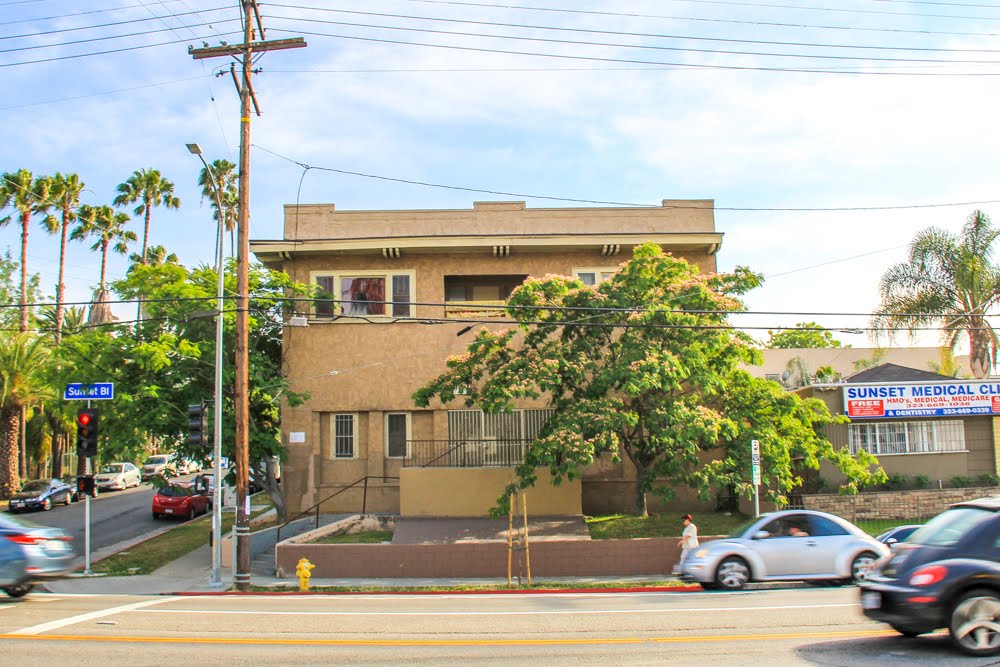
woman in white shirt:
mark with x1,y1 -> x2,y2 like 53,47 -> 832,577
674,513 -> 699,575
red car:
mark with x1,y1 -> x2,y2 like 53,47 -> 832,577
152,483 -> 209,520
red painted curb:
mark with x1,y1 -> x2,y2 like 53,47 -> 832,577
174,585 -> 705,596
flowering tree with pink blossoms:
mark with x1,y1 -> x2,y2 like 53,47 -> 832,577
415,243 -> 883,516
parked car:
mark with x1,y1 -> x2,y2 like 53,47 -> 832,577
94,462 -> 142,491
680,509 -> 889,590
860,496 -> 1000,656
176,458 -> 202,475
0,513 -> 77,598
152,483 -> 210,520
8,478 -> 74,513
141,454 -> 176,481
875,524 -> 922,552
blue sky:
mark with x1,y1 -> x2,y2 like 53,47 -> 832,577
3,0 -> 1000,349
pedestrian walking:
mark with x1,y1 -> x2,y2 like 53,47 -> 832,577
673,513 -> 699,575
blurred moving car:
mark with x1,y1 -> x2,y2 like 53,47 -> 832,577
0,513 -> 77,598
875,524 -> 922,552
680,509 -> 889,590
141,454 -> 176,481
95,462 -> 142,490
8,478 -> 74,513
860,496 -> 1000,657
152,483 -> 210,520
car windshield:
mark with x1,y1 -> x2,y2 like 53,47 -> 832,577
157,485 -> 192,497
144,456 -> 168,465
730,516 -> 766,538
21,480 -> 49,492
908,507 -> 994,547
101,464 -> 125,473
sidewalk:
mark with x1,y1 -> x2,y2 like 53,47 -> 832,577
42,542 -> 686,595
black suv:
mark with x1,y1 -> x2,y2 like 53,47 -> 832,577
860,496 -> 1000,657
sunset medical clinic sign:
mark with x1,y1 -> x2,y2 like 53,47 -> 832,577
843,382 -> 1000,419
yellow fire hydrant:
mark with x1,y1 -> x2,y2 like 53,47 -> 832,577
295,557 -> 315,592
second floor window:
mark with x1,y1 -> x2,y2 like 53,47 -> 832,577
314,271 -> 413,318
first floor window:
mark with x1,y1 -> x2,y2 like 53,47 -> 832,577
386,413 -> 409,458
334,414 -> 355,458
848,420 -> 965,455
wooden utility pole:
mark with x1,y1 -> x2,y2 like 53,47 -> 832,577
190,1 -> 305,591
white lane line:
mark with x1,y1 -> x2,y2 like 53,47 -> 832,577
9,596 -> 182,635
133,603 -> 857,617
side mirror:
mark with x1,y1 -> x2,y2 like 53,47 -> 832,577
885,537 -> 898,545
753,531 -> 770,540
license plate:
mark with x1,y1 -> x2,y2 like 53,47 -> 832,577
12,502 -> 23,507
45,540 -> 68,552
164,508 -> 173,514
861,591 -> 881,610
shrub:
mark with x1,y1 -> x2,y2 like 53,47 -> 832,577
950,475 -> 972,488
802,476 -> 829,494
914,474 -> 931,489
977,473 -> 1000,487
884,473 -> 909,491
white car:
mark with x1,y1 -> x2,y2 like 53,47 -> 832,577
141,454 -> 176,481
177,459 -> 201,475
94,462 -> 142,490
680,509 -> 889,590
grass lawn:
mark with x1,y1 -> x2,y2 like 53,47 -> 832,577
93,493 -> 274,576
586,512 -> 749,540
308,530 -> 393,544
586,512 -> 919,540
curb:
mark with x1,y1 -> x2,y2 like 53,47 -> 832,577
172,584 -> 706,596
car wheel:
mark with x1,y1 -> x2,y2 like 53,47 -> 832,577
715,556 -> 751,590
890,622 -> 929,638
42,498 -> 52,511
4,584 -> 33,598
850,551 -> 878,584
64,492 -> 71,506
188,506 -> 196,521
950,588 -> 1000,657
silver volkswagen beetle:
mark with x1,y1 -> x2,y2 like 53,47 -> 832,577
680,509 -> 889,590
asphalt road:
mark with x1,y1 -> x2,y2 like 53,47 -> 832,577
10,474 -> 199,557
0,586 -> 989,665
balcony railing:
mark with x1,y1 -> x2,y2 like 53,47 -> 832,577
444,300 -> 508,319
406,439 -> 531,468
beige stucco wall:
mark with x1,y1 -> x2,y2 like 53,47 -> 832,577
400,467 -> 581,517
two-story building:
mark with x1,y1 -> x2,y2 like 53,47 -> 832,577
251,200 -> 724,517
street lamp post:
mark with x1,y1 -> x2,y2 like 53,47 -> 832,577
186,142 -> 226,588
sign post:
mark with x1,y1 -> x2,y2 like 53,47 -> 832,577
65,383 -> 113,574
751,439 -> 761,518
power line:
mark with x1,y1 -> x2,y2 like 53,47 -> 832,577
0,32 -> 242,68
266,3 -> 1000,55
272,26 -> 1000,76
0,6 -> 233,41
0,20 -> 242,55
253,143 -> 1000,212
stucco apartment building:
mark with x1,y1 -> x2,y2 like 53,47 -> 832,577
251,200 -> 723,518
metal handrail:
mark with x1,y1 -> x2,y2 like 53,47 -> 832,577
275,474 -> 399,543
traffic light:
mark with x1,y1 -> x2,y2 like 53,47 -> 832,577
76,408 -> 99,458
188,402 -> 208,448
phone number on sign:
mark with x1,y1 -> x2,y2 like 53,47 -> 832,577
942,407 -> 994,415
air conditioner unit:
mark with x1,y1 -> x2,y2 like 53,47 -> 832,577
288,315 -> 308,327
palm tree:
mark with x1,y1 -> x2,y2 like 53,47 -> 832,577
197,159 -> 238,255
0,333 -> 53,498
113,168 -> 180,266
42,173 -> 85,344
0,170 -> 52,332
72,205 -> 136,326
872,209 -> 1000,378
128,244 -> 179,269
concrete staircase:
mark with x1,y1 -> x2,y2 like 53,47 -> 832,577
250,513 -> 349,576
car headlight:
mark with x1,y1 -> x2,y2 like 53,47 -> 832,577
693,548 -> 710,559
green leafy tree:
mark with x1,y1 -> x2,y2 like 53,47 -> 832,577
43,172 -> 84,344
415,244 -> 882,515
766,322 -> 845,349
0,250 -> 41,331
872,209 -> 1000,379
0,169 -> 52,332
0,333 -> 53,497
